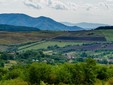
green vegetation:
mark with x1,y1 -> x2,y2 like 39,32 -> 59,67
0,30 -> 113,85
100,30 -> 113,41
0,49 -> 113,85
0,59 -> 113,85
18,41 -> 84,51
0,24 -> 40,32
0,30 -> 113,45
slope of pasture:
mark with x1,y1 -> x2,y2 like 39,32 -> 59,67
99,30 -> 113,41
18,41 -> 84,51
0,30 -> 112,45
76,30 -> 113,42
0,31 -> 63,45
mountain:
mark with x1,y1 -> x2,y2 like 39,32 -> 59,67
62,22 -> 76,26
62,22 -> 109,30
75,22 -> 109,30
0,13 -> 84,31
0,24 -> 40,31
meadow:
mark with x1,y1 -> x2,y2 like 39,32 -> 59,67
0,30 -> 113,45
18,41 -> 84,51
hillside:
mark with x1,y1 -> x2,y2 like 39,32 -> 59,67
0,14 -> 84,31
62,22 -> 109,30
0,29 -> 113,45
75,22 -> 109,30
0,24 -> 40,31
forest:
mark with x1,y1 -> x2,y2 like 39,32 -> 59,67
0,58 -> 113,85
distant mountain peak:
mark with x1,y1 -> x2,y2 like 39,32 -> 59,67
37,16 -> 53,20
62,22 -> 109,30
0,13 -> 34,18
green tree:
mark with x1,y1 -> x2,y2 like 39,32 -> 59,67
83,58 -> 97,85
97,66 -> 110,80
28,63 -> 51,84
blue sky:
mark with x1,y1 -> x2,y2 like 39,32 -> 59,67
0,0 -> 113,25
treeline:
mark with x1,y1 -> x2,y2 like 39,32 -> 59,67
96,26 -> 113,30
0,50 -> 68,65
0,24 -> 40,31
0,58 -> 113,85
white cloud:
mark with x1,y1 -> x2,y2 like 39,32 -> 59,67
106,0 -> 113,2
23,0 -> 74,10
24,0 -> 42,9
49,0 -> 68,10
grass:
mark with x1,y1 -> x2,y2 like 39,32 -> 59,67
95,78 -> 113,85
18,41 -> 84,51
0,30 -> 113,45
0,30 -> 109,45
0,79 -> 112,85
99,30 -> 113,41
4,60 -> 17,69
43,50 -> 53,55
0,31 -> 63,45
0,79 -> 28,85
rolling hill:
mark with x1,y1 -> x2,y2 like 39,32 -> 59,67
0,24 -> 40,31
0,13 -> 84,31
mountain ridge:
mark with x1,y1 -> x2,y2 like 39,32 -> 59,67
0,13 -> 84,31
62,22 -> 109,30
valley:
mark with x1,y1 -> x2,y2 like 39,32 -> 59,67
0,30 -> 113,64
0,29 -> 113,85
0,27 -> 113,85
0,0 -> 113,84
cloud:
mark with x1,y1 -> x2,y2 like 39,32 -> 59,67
24,0 -> 42,9
106,0 -> 113,2
24,0 -> 74,10
50,0 -> 68,10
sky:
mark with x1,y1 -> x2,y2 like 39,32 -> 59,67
0,0 -> 113,25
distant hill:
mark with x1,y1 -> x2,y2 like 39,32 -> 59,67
96,26 -> 113,30
0,24 -> 40,31
0,13 -> 84,31
62,22 -> 109,30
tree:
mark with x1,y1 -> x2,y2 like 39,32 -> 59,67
83,58 -> 97,85
97,66 -> 110,80
28,63 -> 51,84
55,64 -> 72,84
70,63 -> 85,85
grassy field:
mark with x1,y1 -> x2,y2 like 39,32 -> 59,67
100,30 -> 113,41
4,60 -> 17,69
0,30 -> 113,45
18,41 -> 84,51
0,31 -> 64,45
0,30 -> 113,52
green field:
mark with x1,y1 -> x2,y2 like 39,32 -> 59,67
18,41 -> 84,51
0,30 -> 113,45
100,30 -> 113,41
0,30 -> 113,52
